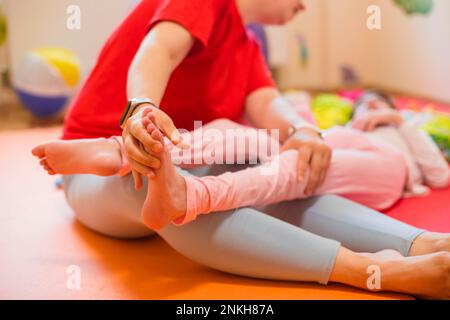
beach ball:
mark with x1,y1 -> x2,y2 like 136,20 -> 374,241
13,47 -> 81,118
0,10 -> 7,47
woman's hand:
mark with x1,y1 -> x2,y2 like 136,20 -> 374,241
352,109 -> 403,132
280,128 -> 332,196
122,106 -> 184,191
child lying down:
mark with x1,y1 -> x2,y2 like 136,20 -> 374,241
32,106 -> 449,230
351,90 -> 449,197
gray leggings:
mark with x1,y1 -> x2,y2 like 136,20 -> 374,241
62,164 -> 424,285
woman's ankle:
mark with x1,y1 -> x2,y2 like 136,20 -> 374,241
329,248 -> 381,290
409,232 -> 450,256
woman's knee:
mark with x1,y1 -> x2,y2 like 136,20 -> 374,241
62,175 -> 154,239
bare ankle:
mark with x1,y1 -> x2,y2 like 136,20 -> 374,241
409,232 -> 450,256
329,248 -> 380,289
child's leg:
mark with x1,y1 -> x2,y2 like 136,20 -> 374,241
31,137 -> 128,176
179,127 -> 407,225
169,119 -> 279,168
140,112 -> 407,229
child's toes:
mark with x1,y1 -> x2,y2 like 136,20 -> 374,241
142,117 -> 150,127
151,128 -> 164,142
146,123 -> 156,134
44,165 -> 55,175
142,108 -> 152,117
32,144 -> 46,158
147,112 -> 156,123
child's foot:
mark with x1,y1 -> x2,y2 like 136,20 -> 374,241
31,138 -> 123,176
140,112 -> 187,230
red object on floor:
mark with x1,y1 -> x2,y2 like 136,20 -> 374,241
384,188 -> 450,233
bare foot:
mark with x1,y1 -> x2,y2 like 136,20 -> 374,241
31,138 -> 123,176
332,248 -> 450,299
381,252 -> 450,299
140,112 -> 187,230
409,232 -> 450,256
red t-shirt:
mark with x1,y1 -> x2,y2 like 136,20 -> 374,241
63,0 -> 275,140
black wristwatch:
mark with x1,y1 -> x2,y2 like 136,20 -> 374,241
119,98 -> 158,129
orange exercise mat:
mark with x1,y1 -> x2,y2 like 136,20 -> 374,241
0,127 -> 417,300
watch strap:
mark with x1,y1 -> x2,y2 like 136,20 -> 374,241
120,98 -> 157,129
288,122 -> 323,139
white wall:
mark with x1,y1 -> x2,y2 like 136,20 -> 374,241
267,0 -> 328,90
4,0 -> 450,103
6,0 -> 134,78
273,0 -> 376,90
367,0 -> 450,102
275,0 -> 450,103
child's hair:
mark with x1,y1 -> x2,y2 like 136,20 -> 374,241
352,90 -> 397,118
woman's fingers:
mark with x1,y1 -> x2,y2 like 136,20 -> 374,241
317,152 -> 331,188
160,118 -> 181,144
124,135 -> 161,169
296,145 -> 312,183
132,169 -> 143,191
304,152 -> 324,196
128,119 -> 164,154
129,158 -> 154,179
157,116 -> 189,148
123,135 -> 157,190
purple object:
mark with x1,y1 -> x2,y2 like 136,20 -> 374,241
247,24 -> 269,65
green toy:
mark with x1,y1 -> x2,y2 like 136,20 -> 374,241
311,94 -> 353,130
393,0 -> 434,15
0,9 -> 7,47
421,112 -> 450,162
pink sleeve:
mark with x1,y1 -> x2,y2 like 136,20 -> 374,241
398,122 -> 450,188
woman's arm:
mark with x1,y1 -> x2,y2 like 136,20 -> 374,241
398,122 -> 450,188
245,88 -> 332,196
122,21 -> 194,190
127,22 -> 194,104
